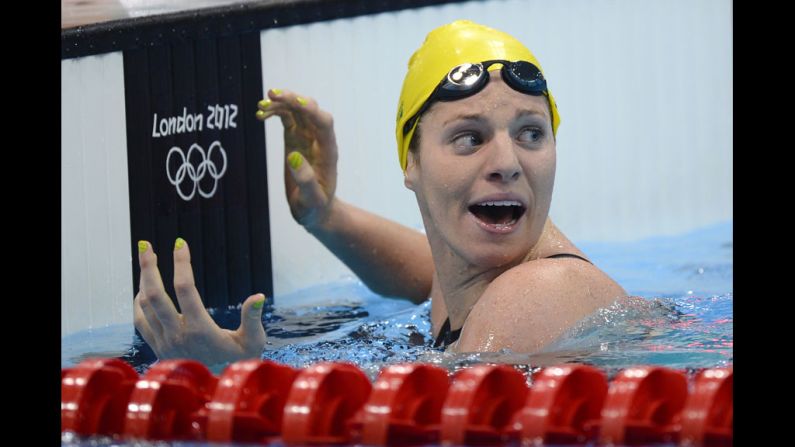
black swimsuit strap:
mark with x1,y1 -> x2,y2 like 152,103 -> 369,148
432,252 -> 590,349
545,253 -> 592,264
433,317 -> 462,348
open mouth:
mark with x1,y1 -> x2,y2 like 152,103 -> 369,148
468,200 -> 526,227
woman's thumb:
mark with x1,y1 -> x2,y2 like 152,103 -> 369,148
287,151 -> 326,204
239,293 -> 267,345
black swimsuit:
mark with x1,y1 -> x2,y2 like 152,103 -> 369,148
433,317 -> 462,348
432,253 -> 592,348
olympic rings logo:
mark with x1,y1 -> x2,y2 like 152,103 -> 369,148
166,141 -> 228,201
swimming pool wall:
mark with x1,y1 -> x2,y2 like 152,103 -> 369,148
61,0 -> 732,335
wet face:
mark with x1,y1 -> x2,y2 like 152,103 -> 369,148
404,71 -> 556,269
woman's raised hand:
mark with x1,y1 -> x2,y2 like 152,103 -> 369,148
133,239 -> 268,366
256,89 -> 339,229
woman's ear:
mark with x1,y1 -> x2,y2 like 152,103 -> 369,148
404,151 -> 419,191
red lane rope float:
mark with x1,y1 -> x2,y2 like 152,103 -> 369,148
204,360 -> 299,443
281,362 -> 372,445
440,364 -> 529,445
680,367 -> 733,447
599,366 -> 689,445
61,358 -> 139,437
122,359 -> 218,441
356,363 -> 450,445
61,360 -> 733,446
514,364 -> 608,444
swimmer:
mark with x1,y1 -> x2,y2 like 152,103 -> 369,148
134,20 -> 627,365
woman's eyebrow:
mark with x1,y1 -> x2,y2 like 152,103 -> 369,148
442,108 -> 549,127
442,113 -> 485,127
516,108 -> 549,120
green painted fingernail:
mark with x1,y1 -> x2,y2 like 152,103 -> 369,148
174,237 -> 185,250
253,295 -> 266,309
138,241 -> 148,253
256,110 -> 267,119
271,88 -> 282,95
296,96 -> 308,106
288,151 -> 303,170
258,99 -> 271,109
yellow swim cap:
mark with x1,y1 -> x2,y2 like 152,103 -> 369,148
395,20 -> 561,171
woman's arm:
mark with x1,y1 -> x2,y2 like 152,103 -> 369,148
308,198 -> 433,303
257,89 -> 433,302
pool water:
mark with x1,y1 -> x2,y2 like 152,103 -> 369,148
62,220 -> 732,380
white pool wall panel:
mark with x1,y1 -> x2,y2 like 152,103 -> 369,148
62,52 -> 134,337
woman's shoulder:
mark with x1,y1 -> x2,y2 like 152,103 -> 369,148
492,252 -> 622,301
456,253 -> 626,353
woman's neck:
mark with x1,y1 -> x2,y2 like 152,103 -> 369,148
429,218 -> 558,331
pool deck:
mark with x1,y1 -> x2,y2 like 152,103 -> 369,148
62,0 -> 266,29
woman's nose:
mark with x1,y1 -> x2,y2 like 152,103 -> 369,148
486,135 -> 521,182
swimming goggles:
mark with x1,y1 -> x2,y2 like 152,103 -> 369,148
402,59 -> 548,136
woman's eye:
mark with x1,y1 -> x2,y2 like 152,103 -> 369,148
452,132 -> 483,149
518,127 -> 542,143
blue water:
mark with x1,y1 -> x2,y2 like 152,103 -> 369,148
62,220 -> 732,381
61,221 -> 732,446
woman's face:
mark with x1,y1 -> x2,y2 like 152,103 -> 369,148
405,71 -> 556,269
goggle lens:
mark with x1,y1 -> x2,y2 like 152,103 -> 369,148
447,63 -> 484,88
504,60 -> 545,90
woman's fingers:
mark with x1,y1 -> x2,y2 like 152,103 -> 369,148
257,101 -> 298,131
237,293 -> 268,356
133,292 -> 161,350
131,238 -> 271,364
271,90 -> 336,146
137,241 -> 180,333
275,91 -> 318,130
287,151 -> 325,199
239,293 -> 267,336
259,90 -> 310,132
134,289 -> 164,339
259,89 -> 337,153
286,151 -> 330,225
172,238 -> 210,320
